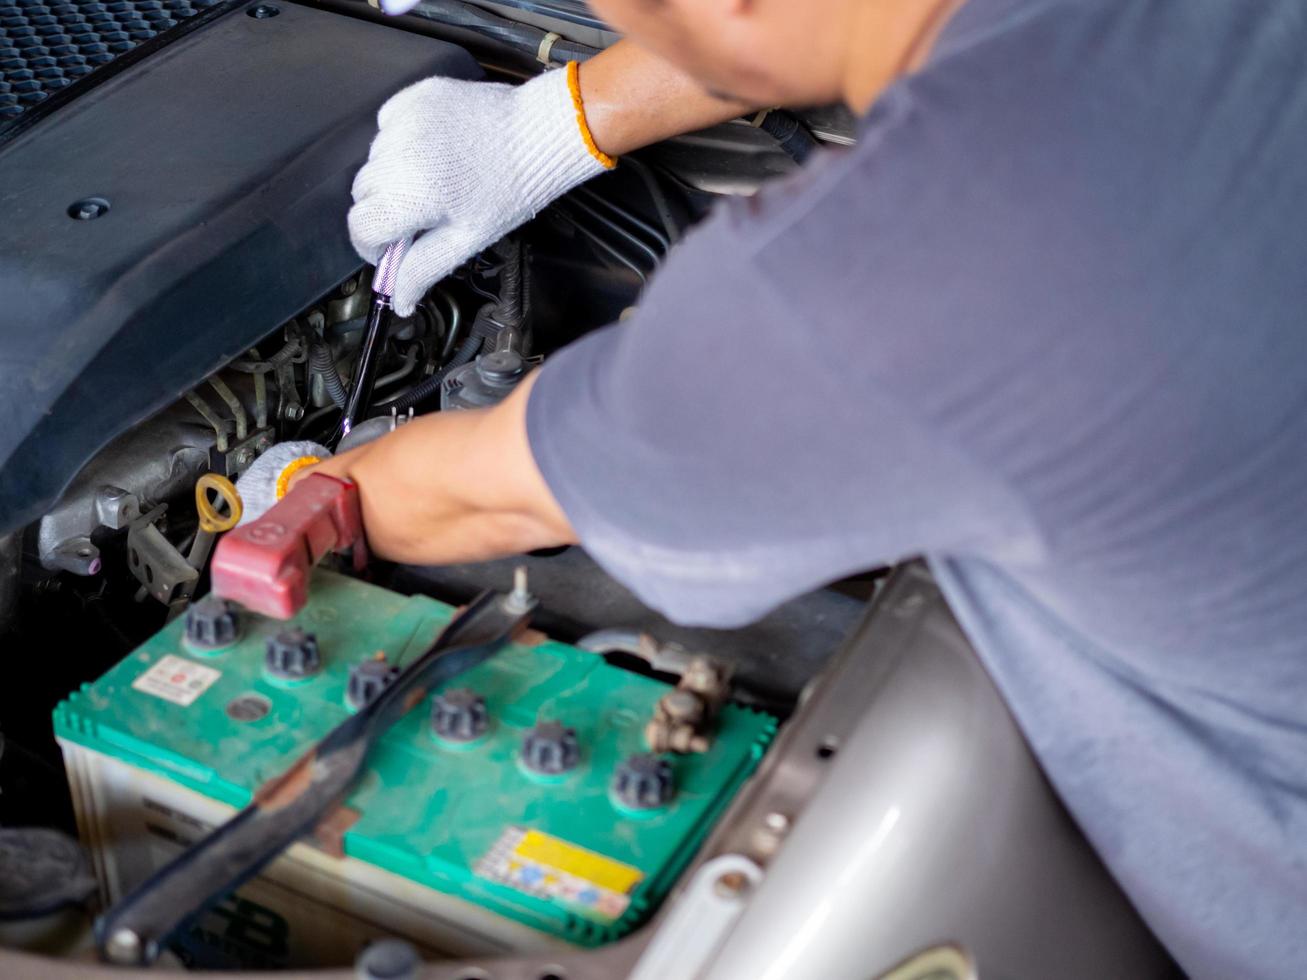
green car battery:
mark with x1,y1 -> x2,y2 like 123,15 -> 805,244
54,571 -> 774,969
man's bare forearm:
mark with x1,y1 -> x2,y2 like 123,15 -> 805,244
304,373 -> 575,566
579,40 -> 753,158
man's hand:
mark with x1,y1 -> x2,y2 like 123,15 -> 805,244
296,372 -> 576,566
349,41 -> 753,317
349,68 -> 609,317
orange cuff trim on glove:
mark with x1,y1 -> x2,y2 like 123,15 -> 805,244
276,456 -> 322,500
567,61 -> 617,170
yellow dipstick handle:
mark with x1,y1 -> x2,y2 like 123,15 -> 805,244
195,473 -> 243,534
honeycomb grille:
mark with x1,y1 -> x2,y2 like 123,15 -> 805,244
0,0 -> 221,123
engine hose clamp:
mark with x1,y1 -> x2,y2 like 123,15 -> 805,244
537,31 -> 562,65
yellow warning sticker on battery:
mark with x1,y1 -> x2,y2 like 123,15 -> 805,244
474,826 -> 643,921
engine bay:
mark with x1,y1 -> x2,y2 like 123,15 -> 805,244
1,101 -> 860,972
0,1 -> 864,966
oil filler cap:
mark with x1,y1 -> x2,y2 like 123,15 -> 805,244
265,628 -> 321,680
521,720 -> 579,776
347,658 -> 399,710
184,595 -> 240,650
612,753 -> 676,811
431,688 -> 489,743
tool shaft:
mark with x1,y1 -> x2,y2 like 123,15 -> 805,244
334,239 -> 411,444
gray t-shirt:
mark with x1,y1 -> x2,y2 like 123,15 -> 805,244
526,1 -> 1307,975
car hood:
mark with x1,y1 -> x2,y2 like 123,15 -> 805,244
0,1 -> 478,532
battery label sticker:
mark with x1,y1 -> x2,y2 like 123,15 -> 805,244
475,827 -> 643,921
132,654 -> 222,707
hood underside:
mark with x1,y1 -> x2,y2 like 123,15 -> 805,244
0,0 -> 480,532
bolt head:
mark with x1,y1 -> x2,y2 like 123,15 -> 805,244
104,927 -> 143,964
502,565 -> 536,614
355,938 -> 418,980
713,871 -> 750,898
285,404 -> 305,422
67,196 -> 110,221
751,811 -> 792,859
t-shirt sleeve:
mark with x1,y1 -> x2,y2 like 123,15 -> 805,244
527,87 -> 1043,628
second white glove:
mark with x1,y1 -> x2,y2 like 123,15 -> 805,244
349,64 -> 613,317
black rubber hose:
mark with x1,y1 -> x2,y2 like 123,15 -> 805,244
228,338 -> 299,374
437,289 -> 465,362
757,110 -> 820,164
446,334 -> 484,374
327,0 -> 821,165
374,343 -> 420,390
387,335 -> 482,412
408,1 -> 596,63
407,2 -> 820,167
310,341 -> 348,409
468,302 -> 507,352
266,338 -> 300,370
494,241 -> 526,331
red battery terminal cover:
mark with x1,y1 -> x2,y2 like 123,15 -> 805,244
211,473 -> 367,619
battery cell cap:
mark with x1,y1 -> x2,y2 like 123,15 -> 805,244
265,627 -> 321,680
184,594 -> 240,650
521,720 -> 580,775
347,657 -> 399,710
612,753 -> 676,810
431,688 -> 489,743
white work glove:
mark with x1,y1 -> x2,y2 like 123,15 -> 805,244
234,441 -> 331,527
349,65 -> 613,317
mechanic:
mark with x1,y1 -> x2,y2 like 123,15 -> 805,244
240,1 -> 1307,976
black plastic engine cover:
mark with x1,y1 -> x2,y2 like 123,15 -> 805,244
0,1 -> 479,531
0,0 -> 224,126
